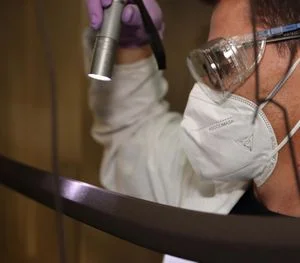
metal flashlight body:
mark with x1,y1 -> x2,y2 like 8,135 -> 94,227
89,0 -> 126,81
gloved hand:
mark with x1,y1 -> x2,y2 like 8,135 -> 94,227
86,0 -> 164,47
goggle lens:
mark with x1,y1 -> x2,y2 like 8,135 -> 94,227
187,36 -> 266,103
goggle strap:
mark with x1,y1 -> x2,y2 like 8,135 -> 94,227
266,33 -> 300,44
258,23 -> 300,39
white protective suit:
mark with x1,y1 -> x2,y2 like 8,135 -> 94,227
84,30 -> 248,263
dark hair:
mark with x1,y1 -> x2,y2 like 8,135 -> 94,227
202,0 -> 300,54
251,0 -> 300,54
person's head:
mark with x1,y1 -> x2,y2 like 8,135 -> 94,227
180,1 -> 300,214
207,0 -> 299,206
182,0 -> 299,214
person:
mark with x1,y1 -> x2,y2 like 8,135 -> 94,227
84,0 -> 300,262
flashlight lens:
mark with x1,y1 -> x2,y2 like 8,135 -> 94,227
88,74 -> 111,81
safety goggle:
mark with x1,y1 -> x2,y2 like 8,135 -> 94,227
187,23 -> 300,104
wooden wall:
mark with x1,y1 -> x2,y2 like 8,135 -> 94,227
1,1 -> 212,262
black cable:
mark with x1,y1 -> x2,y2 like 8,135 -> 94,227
250,1 -> 300,194
35,1 -> 67,262
249,1 -> 262,105
134,0 -> 167,70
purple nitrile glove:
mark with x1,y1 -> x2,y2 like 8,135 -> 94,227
86,0 -> 164,48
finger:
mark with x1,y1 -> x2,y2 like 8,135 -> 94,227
102,0 -> 112,8
122,5 -> 142,26
122,4 -> 163,29
86,0 -> 103,29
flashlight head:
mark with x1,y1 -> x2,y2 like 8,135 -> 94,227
88,37 -> 118,81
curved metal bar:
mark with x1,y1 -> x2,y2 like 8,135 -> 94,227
1,154 -> 299,263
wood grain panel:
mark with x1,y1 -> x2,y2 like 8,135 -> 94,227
1,1 -> 212,262
1,1 -> 82,263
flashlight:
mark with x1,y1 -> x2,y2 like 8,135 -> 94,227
89,0 -> 126,81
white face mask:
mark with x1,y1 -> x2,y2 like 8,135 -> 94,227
180,60 -> 300,187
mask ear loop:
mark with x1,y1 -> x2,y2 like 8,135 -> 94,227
259,58 -> 300,110
255,120 -> 300,187
255,59 -> 300,189
133,0 -> 167,70
272,121 -> 300,155
258,57 -> 300,171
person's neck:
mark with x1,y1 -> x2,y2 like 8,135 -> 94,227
254,148 -> 300,217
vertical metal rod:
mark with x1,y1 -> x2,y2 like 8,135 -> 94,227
35,1 -> 67,262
